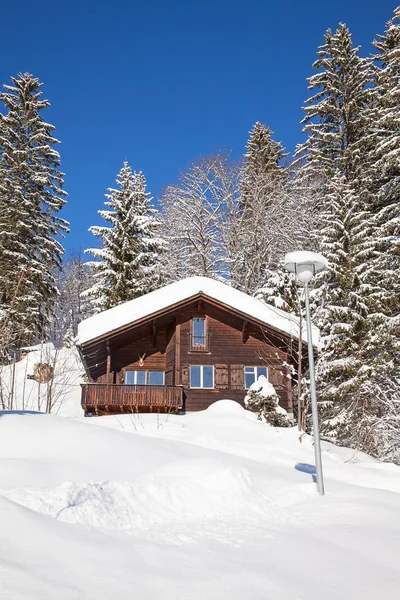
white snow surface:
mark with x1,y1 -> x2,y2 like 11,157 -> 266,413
0,402 -> 399,599
77,276 -> 316,345
284,250 -> 328,269
248,374 -> 279,399
0,344 -> 84,418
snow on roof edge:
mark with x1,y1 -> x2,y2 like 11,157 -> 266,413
76,276 -> 318,346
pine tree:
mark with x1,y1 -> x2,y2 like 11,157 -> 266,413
342,8 -> 400,462
239,122 -> 287,209
361,8 -> 400,320
314,176 -> 367,437
292,24 -> 399,459
294,24 -> 372,184
244,375 -> 291,427
233,122 -> 307,300
85,162 -> 165,310
0,73 -> 68,345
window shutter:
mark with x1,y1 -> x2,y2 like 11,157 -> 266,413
231,364 -> 244,389
269,368 -> 284,388
181,365 -> 190,388
214,364 -> 229,389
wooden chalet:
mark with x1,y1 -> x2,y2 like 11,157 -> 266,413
77,277 -> 310,416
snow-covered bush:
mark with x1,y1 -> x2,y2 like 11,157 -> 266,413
244,376 -> 291,427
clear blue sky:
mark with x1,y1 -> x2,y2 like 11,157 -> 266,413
1,0 -> 397,255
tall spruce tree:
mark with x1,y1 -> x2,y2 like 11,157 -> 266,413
345,8 -> 400,461
0,73 -> 68,345
314,176 -> 369,442
294,24 -> 372,184
234,122 -> 304,302
85,162 -> 165,310
298,19 -> 400,461
239,121 -> 287,209
361,8 -> 400,319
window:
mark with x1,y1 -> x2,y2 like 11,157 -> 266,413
190,365 -> 214,389
244,366 -> 268,389
191,317 -> 208,350
148,371 -> 164,385
124,371 -> 165,385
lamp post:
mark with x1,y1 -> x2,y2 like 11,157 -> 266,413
284,251 -> 327,496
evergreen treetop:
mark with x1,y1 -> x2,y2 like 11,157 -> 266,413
294,24 -> 373,184
85,161 -> 165,310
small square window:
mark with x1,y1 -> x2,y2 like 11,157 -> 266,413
190,365 -> 214,389
148,371 -> 165,385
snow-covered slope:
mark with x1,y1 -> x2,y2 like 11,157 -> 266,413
0,344 -> 84,417
77,276 -> 315,345
0,402 -> 399,599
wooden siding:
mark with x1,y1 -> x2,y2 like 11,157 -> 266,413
179,307 -> 292,412
96,330 -> 167,385
165,326 -> 176,386
81,297 -> 295,415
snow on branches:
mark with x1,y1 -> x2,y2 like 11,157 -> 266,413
85,162 -> 165,311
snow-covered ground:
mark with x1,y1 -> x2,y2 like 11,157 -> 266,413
0,400 -> 399,599
0,344 -> 84,418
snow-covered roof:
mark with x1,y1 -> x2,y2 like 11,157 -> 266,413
77,276 -> 317,346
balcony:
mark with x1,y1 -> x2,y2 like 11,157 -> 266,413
81,384 -> 184,415
189,333 -> 211,352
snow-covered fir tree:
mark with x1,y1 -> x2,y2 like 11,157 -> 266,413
0,73 -> 68,345
314,176 -> 368,437
294,24 -> 372,185
291,22 -> 400,460
360,8 -> 400,323
232,123 -> 287,294
85,162 -> 165,310
343,7 -> 400,462
244,375 -> 291,427
239,121 -> 287,209
233,122 -> 311,303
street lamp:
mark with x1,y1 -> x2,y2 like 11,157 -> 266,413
284,251 -> 327,496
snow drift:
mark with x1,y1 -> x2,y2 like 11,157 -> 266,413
0,405 -> 400,599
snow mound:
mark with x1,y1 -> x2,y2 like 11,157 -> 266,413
4,459 -> 270,531
204,399 -> 249,418
1,411 -> 400,599
248,375 -> 277,399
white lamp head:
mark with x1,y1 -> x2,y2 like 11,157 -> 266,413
284,251 -> 327,284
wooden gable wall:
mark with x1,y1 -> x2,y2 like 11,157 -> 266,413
177,304 -> 293,412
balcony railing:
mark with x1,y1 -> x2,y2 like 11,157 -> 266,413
189,333 -> 211,352
81,384 -> 184,414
